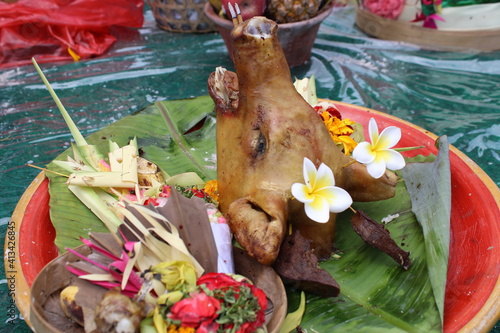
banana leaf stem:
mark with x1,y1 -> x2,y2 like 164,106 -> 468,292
394,146 -> 425,152
31,58 -> 87,147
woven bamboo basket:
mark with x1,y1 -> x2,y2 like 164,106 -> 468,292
147,0 -> 217,33
355,7 -> 500,52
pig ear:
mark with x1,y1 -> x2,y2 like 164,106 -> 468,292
226,196 -> 287,266
207,68 -> 239,114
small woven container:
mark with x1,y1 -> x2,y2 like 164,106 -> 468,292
147,0 -> 217,33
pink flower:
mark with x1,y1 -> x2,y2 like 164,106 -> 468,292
363,0 -> 404,19
168,292 -> 220,329
159,185 -> 171,197
97,159 -> 111,171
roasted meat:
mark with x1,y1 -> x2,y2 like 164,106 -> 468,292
207,16 -> 398,266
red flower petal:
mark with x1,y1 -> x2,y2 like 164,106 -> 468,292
168,292 -> 221,328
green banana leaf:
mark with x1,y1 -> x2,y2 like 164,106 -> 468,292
46,96 -> 217,250
402,137 -> 451,323
46,96 -> 449,332
297,165 -> 441,333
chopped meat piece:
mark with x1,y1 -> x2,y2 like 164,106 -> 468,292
273,231 -> 340,297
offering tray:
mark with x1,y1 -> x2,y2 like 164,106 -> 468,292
6,100 -> 499,332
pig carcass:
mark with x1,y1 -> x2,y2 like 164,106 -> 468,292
207,16 -> 398,266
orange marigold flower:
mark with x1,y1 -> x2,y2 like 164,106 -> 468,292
203,180 -> 219,202
321,111 -> 358,155
167,324 -> 195,333
333,135 -> 358,156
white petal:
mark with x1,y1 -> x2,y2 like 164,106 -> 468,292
316,163 -> 335,188
381,149 -> 406,171
316,186 -> 353,213
368,117 -> 379,144
291,183 -> 314,203
366,155 -> 387,179
304,196 -> 330,223
303,157 -> 317,190
376,126 -> 402,150
352,141 -> 376,164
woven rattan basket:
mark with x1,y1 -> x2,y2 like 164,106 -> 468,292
148,0 -> 217,33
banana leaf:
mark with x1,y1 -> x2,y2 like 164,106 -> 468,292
402,137 -> 451,323
46,96 -> 217,250
297,164 -> 441,332
46,96 -> 448,332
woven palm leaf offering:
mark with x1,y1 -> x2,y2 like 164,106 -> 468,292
29,8 -> 454,333
29,60 -> 287,333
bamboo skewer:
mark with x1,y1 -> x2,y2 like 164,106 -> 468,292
26,164 -> 69,178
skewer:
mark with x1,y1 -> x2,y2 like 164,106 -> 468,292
26,164 -> 69,178
228,3 -> 239,27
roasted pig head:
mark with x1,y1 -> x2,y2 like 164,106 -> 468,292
207,17 -> 398,266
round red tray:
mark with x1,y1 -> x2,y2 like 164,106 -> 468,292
7,102 -> 500,332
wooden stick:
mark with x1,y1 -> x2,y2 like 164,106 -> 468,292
26,164 -> 69,178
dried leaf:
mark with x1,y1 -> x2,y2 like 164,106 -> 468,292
157,189 -> 219,273
351,210 -> 411,270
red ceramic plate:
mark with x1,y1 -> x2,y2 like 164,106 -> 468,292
6,102 -> 500,332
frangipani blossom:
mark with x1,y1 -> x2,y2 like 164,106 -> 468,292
291,157 -> 353,223
352,118 -> 406,179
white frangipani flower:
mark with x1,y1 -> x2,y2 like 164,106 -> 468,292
291,157 -> 353,223
352,117 -> 406,179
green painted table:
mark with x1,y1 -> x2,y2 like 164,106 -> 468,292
1,5 -> 498,333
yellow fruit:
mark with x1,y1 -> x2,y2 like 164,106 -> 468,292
60,285 -> 84,326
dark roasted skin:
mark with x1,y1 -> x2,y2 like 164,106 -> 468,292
208,16 -> 398,266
